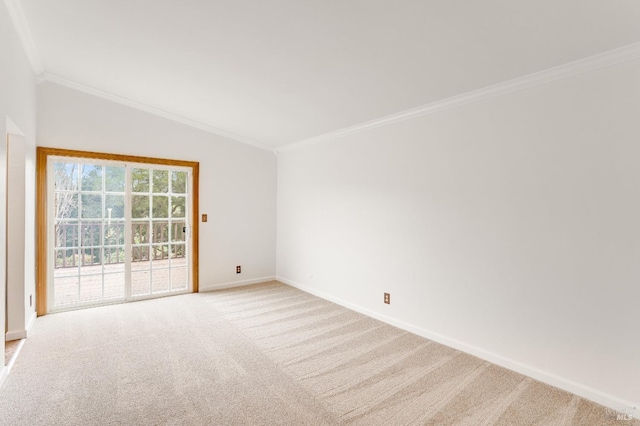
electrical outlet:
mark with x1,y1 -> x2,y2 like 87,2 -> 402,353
202,214 -> 208,222
236,265 -> 241,274
384,293 -> 390,304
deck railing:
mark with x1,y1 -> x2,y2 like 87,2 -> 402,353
54,221 -> 186,268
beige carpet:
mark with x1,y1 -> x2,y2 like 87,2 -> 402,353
0,281 -> 635,425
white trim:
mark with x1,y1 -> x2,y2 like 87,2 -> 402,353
4,330 -> 26,341
276,276 -> 639,418
25,310 -> 36,335
199,276 -> 276,292
8,0 -> 640,158
47,289 -> 193,315
277,42 -> 640,153
2,0 -> 43,75
5,116 -> 25,136
42,73 -> 276,153
124,165 -> 133,302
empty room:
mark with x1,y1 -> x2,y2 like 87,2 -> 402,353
1,1 -> 639,424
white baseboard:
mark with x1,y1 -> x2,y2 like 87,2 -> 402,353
199,276 -> 276,292
5,310 -> 35,341
276,276 -> 638,418
25,311 -> 36,336
5,329 -> 26,341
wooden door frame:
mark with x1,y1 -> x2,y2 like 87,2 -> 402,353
36,147 -> 200,316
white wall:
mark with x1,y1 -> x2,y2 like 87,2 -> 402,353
0,2 -> 37,372
37,82 -> 277,291
277,59 -> 640,412
24,140 -> 36,326
6,134 -> 26,339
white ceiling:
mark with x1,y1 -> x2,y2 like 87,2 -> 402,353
14,0 -> 640,149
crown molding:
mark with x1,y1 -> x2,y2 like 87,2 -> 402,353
7,0 -> 639,156
42,73 -> 275,152
3,0 -> 43,75
277,42 -> 640,153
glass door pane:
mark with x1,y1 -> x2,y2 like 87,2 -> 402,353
131,166 -> 151,296
52,161 -> 126,309
130,166 -> 189,298
169,170 -> 189,291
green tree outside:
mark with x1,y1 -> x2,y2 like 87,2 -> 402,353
54,162 -> 187,267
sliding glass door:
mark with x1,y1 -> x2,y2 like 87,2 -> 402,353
130,166 -> 189,297
48,157 -> 192,312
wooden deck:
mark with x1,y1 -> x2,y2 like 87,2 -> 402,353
53,258 -> 188,308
